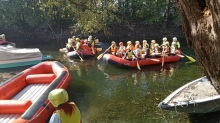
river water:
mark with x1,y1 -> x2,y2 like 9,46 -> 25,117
1,37 -> 220,123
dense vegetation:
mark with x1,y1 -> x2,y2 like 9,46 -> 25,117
0,0 -> 181,36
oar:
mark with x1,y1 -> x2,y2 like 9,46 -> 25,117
176,54 -> 185,57
136,59 -> 141,70
59,48 -> 66,53
150,58 -> 160,62
97,45 -> 112,60
73,48 -> 84,61
181,52 -> 196,62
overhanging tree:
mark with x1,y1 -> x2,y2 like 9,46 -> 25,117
176,0 -> 220,92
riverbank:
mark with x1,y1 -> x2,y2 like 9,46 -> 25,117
0,24 -> 185,42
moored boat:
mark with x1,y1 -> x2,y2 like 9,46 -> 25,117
0,47 -> 52,68
158,76 -> 220,113
0,61 -> 72,123
102,53 -> 181,68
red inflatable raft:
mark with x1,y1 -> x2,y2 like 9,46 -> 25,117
0,61 -> 72,123
102,53 -> 182,68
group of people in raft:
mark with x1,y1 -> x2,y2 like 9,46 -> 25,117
65,35 -> 96,53
108,37 -> 181,60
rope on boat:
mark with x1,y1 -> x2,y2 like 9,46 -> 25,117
27,64 -> 71,123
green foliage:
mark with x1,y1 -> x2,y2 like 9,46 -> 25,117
0,0 -> 181,35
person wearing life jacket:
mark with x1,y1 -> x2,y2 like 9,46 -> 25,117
75,38 -> 82,50
126,41 -> 135,51
142,40 -> 150,58
134,41 -> 142,59
116,42 -> 126,58
172,37 -> 180,49
161,37 -> 169,47
0,34 -> 9,45
150,40 -> 156,51
1,34 -> 6,41
71,36 -> 76,45
48,88 -> 81,123
170,42 -> 178,55
110,41 -> 118,55
163,41 -> 170,54
151,43 -> 161,57
66,38 -> 74,52
82,39 -> 91,51
123,47 -> 137,61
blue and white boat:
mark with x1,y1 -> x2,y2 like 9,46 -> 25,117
0,47 -> 52,69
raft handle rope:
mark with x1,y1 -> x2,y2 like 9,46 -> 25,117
27,64 -> 70,123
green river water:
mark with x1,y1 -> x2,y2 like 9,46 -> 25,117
1,37 -> 220,123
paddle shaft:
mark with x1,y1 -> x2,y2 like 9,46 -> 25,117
97,45 -> 112,60
73,48 -> 84,61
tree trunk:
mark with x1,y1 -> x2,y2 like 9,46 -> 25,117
176,0 -> 220,92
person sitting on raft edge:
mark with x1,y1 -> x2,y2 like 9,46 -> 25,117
48,88 -> 82,123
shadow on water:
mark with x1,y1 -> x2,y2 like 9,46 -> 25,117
2,37 -> 220,123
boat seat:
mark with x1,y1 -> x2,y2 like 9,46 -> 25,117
0,100 -> 32,113
26,74 -> 56,84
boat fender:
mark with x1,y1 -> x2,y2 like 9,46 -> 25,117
26,74 -> 56,84
0,100 -> 32,113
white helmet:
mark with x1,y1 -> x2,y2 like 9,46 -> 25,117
173,37 -> 177,41
151,40 -> 156,43
154,43 -> 159,47
135,41 -> 140,44
84,39 -> 88,43
162,37 -> 167,41
143,40 -> 147,43
68,38 -> 72,43
165,41 -> 169,45
127,41 -> 132,45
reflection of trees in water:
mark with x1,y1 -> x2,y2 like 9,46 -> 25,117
68,58 -> 96,76
97,62 -> 179,96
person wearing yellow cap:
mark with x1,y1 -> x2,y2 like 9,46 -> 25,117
75,38 -> 81,50
48,88 -> 81,123
151,43 -> 161,57
126,41 -> 134,51
66,38 -> 74,52
116,42 -> 126,58
161,37 -> 169,47
109,41 -> 118,55
142,40 -> 150,58
134,41 -> 142,59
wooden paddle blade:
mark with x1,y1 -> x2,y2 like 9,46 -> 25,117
59,48 -> 66,53
150,59 -> 160,62
91,47 -> 95,54
176,54 -> 185,57
137,61 -> 141,70
97,53 -> 104,60
80,57 -> 84,61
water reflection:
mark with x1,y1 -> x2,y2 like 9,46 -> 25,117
1,38 -> 212,123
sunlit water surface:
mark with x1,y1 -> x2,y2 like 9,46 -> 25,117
1,38 -> 220,123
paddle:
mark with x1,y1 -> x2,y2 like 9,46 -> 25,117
73,48 -> 84,61
136,60 -> 141,70
150,58 -> 160,62
181,52 -> 196,62
176,54 -> 185,57
97,45 -> 112,60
